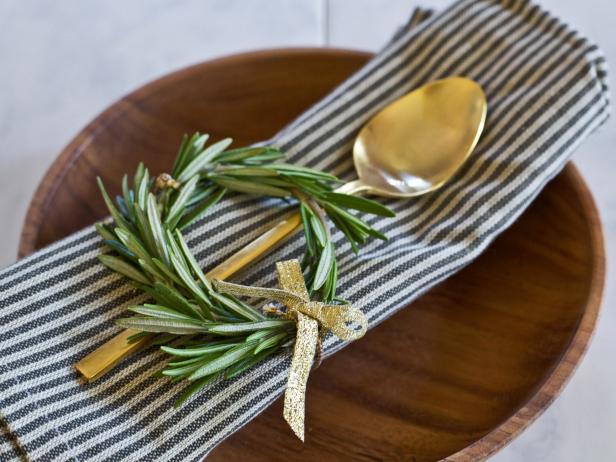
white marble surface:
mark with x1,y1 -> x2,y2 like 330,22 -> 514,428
0,0 -> 614,460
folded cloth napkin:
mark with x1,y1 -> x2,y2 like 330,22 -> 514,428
0,0 -> 610,460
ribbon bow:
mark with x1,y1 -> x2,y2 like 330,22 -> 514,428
214,259 -> 367,441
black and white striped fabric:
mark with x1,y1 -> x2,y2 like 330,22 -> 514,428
0,0 -> 610,460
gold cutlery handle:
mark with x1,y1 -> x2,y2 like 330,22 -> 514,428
205,212 -> 302,280
75,328 -> 146,382
75,212 -> 302,381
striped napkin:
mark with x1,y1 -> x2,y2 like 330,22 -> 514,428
0,0 -> 609,460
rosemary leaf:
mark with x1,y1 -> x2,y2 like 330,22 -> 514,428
243,151 -> 287,164
165,175 -> 199,228
188,341 -> 258,381
209,176 -> 291,197
323,192 -> 396,217
169,253 -> 213,320
121,174 -> 134,217
207,319 -> 293,335
246,329 -> 278,343
127,331 -> 151,344
254,332 -> 288,354
189,133 -> 210,157
161,342 -> 238,357
309,213 -> 327,248
95,223 -> 115,242
171,133 -> 190,177
175,374 -> 218,407
98,254 -> 150,285
177,187 -> 226,230
298,203 -> 316,257
173,230 -> 214,292
220,167 -> 279,177
147,193 -> 171,265
151,282 -> 205,320
213,146 -> 283,164
186,184 -> 217,207
224,347 -> 277,379
169,230 -> 213,292
325,206 -> 360,254
137,258 -> 169,283
134,162 -> 145,195
270,163 -> 339,181
209,291 -> 265,322
128,304 -> 194,320
162,357 -> 213,377
312,241 -> 334,290
115,228 -> 152,263
136,167 -> 150,210
327,202 -> 387,241
116,316 -> 208,335
151,258 -> 185,287
165,355 -> 225,377
104,240 -> 136,260
167,356 -> 210,367
177,137 -> 232,183
96,177 -> 132,233
133,205 -> 158,256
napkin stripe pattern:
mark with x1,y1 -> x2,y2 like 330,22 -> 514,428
0,0 -> 609,460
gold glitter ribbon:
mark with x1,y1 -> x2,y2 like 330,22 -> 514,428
213,259 -> 367,441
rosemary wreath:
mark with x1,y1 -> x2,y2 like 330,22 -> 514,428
96,133 -> 394,404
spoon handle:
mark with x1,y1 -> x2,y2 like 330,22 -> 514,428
333,179 -> 369,195
206,212 -> 302,280
75,181 -> 365,381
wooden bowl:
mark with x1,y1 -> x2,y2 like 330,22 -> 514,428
19,49 -> 604,461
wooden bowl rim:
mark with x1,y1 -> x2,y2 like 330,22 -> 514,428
447,162 -> 605,461
18,48 -> 605,461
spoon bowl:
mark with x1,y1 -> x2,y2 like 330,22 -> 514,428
350,77 -> 487,197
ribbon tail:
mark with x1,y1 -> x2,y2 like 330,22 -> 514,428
284,312 -> 319,441
213,280 -> 305,306
276,260 -> 310,299
319,304 -> 368,341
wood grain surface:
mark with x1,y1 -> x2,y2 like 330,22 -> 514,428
19,49 -> 605,461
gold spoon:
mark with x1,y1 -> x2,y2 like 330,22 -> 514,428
76,76 -> 487,381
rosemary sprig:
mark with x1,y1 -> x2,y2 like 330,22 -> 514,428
95,133 -> 394,404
